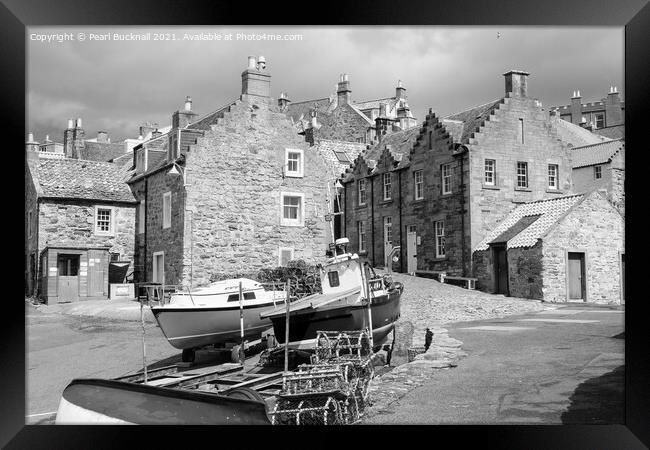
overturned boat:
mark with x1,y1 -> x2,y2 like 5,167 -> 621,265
150,278 -> 286,359
261,238 -> 402,350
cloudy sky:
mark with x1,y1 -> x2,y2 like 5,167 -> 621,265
27,26 -> 623,143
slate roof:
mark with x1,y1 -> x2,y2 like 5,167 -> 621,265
79,141 -> 127,162
571,139 -> 624,168
549,116 -> 610,147
285,98 -> 332,124
354,97 -> 398,113
593,125 -> 625,140
474,193 -> 585,251
314,139 -> 367,177
187,102 -> 236,131
30,157 -> 137,203
442,99 -> 503,144
362,127 -> 421,171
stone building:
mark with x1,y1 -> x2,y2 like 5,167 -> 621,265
549,87 -> 624,139
25,142 -> 137,303
127,56 -> 333,289
571,139 -> 625,215
341,70 -> 576,278
284,75 -> 418,145
473,190 -> 624,303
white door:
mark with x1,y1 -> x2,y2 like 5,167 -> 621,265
153,252 -> 164,286
383,217 -> 392,268
407,226 -> 417,275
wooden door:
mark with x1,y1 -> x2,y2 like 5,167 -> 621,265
494,245 -> 509,295
568,252 -> 586,301
406,226 -> 417,274
57,254 -> 80,302
87,250 -> 106,298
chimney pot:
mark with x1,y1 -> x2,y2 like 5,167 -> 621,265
247,56 -> 257,69
27,132 -> 35,143
184,96 -> 192,111
76,118 -> 83,128
257,56 -> 266,70
67,119 -> 74,129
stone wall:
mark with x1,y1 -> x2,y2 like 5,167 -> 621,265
316,103 -> 370,143
507,244 -> 544,299
25,158 -> 40,295
542,191 -> 624,303
467,95 -> 573,270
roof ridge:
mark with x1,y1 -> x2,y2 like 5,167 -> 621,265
571,138 -> 623,150
445,98 -> 503,120
286,97 -> 330,106
522,193 -> 585,205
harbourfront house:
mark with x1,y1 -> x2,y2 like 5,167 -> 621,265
25,142 -> 137,303
127,56 -> 333,290
341,70 -> 579,279
472,190 -> 624,304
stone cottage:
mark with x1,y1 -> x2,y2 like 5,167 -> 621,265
341,70 -> 576,278
25,141 -> 137,303
127,56 -> 333,289
473,190 -> 624,303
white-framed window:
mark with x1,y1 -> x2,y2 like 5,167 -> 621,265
434,220 -> 445,258
94,206 -> 115,235
383,173 -> 392,200
281,192 -> 305,226
516,162 -> 528,188
162,192 -> 172,229
594,113 -> 605,129
28,210 -> 33,238
594,165 -> 602,179
384,216 -> 392,246
484,159 -> 496,186
278,247 -> 294,267
152,251 -> 164,286
357,221 -> 366,252
285,148 -> 304,178
548,164 -> 559,190
138,199 -> 145,234
441,163 -> 452,194
414,170 -> 424,200
358,179 -> 367,205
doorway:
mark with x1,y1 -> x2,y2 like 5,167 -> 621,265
493,244 -> 509,295
567,252 -> 586,301
406,225 -> 417,274
57,254 -> 80,302
153,251 -> 165,285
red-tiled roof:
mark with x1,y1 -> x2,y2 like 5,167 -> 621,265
571,139 -> 624,168
443,99 -> 503,144
593,125 -> 624,140
79,141 -> 127,162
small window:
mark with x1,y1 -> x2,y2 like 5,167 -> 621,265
383,173 -> 392,200
434,220 -> 445,258
327,271 -> 340,287
110,252 -> 120,262
428,131 -> 433,150
484,159 -> 496,186
57,254 -> 80,276
357,221 -> 366,252
594,113 -> 605,129
414,170 -> 424,200
594,165 -> 602,179
358,179 -> 367,205
517,162 -> 528,188
285,148 -> 304,177
548,164 -> 559,190
334,151 -> 350,163
384,216 -> 392,246
279,247 -> 294,266
95,206 -> 114,235
441,163 -> 452,194
227,292 -> 256,302
163,192 -> 172,229
518,118 -> 525,144
138,199 -> 145,234
281,193 -> 304,226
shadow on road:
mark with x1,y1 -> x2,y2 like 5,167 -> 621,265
561,365 -> 624,424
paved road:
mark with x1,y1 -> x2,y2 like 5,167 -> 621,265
365,304 -> 624,424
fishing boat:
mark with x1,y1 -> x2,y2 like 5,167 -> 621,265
260,238 -> 403,350
150,278 -> 286,360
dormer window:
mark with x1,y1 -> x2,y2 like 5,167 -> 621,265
285,148 -> 304,178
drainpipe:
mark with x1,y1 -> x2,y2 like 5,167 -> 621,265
343,182 -> 348,240
457,146 -> 467,277
144,177 -> 148,284
398,170 -> 403,273
370,174 -> 375,267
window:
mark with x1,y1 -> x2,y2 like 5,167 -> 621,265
334,151 -> 350,163
162,192 -> 172,229
358,179 -> 367,205
110,252 -> 120,262
484,159 -> 496,186
279,247 -> 294,266
548,164 -> 559,190
138,199 -> 145,234
594,113 -> 605,129
57,254 -> 80,276
518,118 -> 525,144
434,220 -> 445,258
594,165 -> 602,179
516,162 -> 528,188
414,170 -> 424,200
227,292 -> 256,302
95,206 -> 114,235
281,192 -> 305,226
327,271 -> 340,287
357,221 -> 366,252
152,251 -> 164,285
441,163 -> 452,194
285,148 -> 304,177
428,131 -> 433,150
384,216 -> 392,246
383,173 -> 392,200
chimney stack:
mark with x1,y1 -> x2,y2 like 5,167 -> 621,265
152,128 -> 162,138
503,70 -> 529,98
395,79 -> 406,99
173,95 -> 198,129
97,131 -> 109,143
241,55 -> 271,98
63,117 -> 84,159
606,85 -> 623,126
278,92 -> 290,111
337,74 -> 351,106
570,90 -> 583,125
25,132 -> 39,153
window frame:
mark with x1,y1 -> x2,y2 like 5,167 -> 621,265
357,220 -> 366,252
594,165 -> 602,180
384,216 -> 393,246
441,163 -> 452,195
516,161 -> 529,188
152,251 -> 164,285
484,159 -> 496,186
358,178 -> 367,206
285,148 -> 304,178
162,191 -> 172,229
383,172 -> 392,201
280,192 -> 305,227
94,205 -> 115,236
414,170 -> 424,200
547,164 -> 559,190
434,220 -> 446,258
278,246 -> 294,267
594,113 -> 605,129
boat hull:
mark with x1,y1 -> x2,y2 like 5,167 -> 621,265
151,301 -> 282,350
55,379 -> 270,425
270,290 -> 401,347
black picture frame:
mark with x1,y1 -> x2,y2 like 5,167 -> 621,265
6,0 -> 648,447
